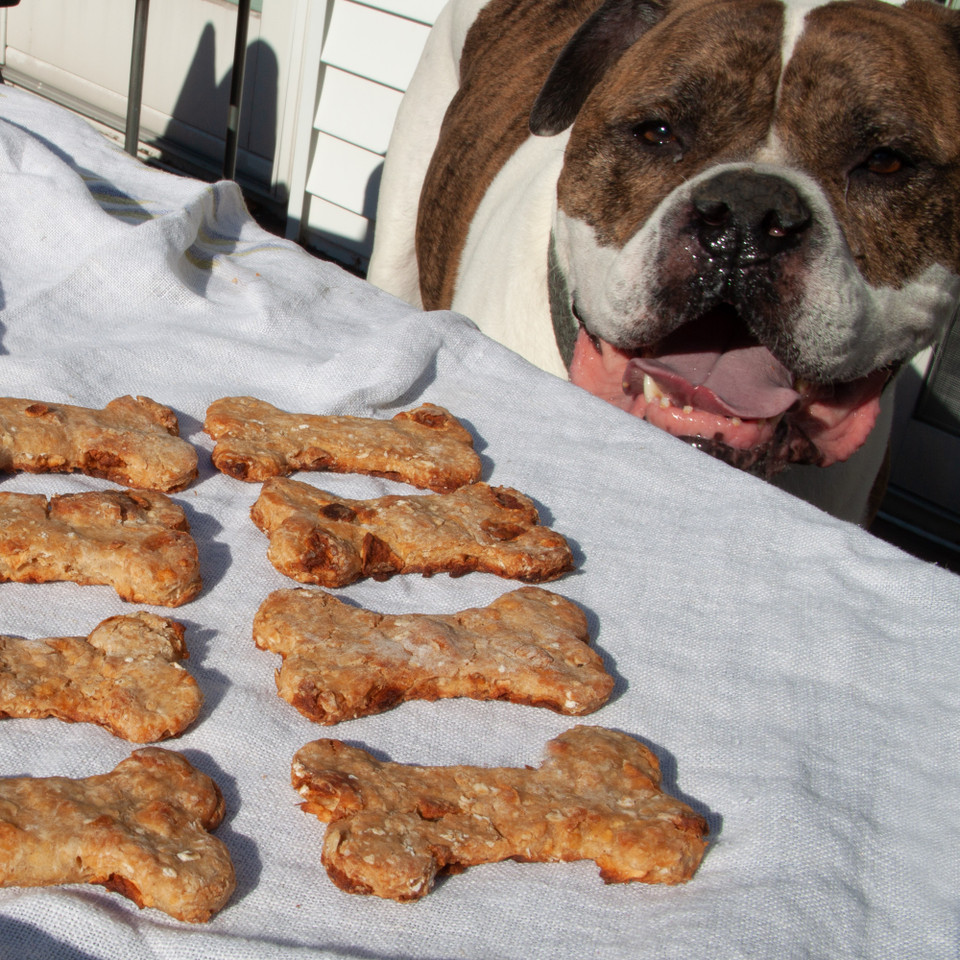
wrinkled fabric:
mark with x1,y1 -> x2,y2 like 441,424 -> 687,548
0,86 -> 957,960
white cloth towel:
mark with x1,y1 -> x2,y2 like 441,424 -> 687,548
0,85 -> 957,960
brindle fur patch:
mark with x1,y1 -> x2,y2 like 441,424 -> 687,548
417,0 -> 604,308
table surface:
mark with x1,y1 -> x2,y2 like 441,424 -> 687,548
0,84 -> 957,960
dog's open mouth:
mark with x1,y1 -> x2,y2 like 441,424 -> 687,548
569,305 -> 890,477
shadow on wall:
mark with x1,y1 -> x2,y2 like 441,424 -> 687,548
155,22 -> 281,205
296,157 -> 382,276
153,12 -> 382,272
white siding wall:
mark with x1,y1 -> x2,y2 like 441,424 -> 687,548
0,0 -> 442,271
285,0 -> 445,269
0,0 -> 304,201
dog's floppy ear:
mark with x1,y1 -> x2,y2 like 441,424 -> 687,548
530,0 -> 669,136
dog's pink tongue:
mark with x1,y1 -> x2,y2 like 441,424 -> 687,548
624,308 -> 801,418
568,323 -> 887,468
629,344 -> 800,418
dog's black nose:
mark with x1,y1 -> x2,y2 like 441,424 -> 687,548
691,171 -> 811,263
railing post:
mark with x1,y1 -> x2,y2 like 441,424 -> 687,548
223,0 -> 252,180
124,0 -> 150,156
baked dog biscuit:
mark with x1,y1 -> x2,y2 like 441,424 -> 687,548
254,586 -> 613,723
204,397 -> 481,491
0,489 -> 202,606
251,478 -> 574,587
0,748 -> 235,922
0,395 -> 198,491
292,725 -> 709,900
0,612 -> 202,741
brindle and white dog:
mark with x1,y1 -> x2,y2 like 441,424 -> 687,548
367,0 -> 960,523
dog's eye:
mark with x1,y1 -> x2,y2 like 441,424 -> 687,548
633,120 -> 677,147
861,147 -> 911,176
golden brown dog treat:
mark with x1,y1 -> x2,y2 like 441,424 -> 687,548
0,612 -> 202,741
0,748 -> 235,922
0,395 -> 198,491
292,725 -> 709,900
204,397 -> 481,492
0,489 -> 202,606
254,586 -> 613,723
250,478 -> 574,587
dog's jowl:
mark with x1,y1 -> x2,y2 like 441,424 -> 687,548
368,0 -> 960,523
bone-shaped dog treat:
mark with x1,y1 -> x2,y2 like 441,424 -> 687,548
0,395 -> 198,491
0,489 -> 202,606
204,397 -> 482,492
292,725 -> 709,900
251,478 -> 574,587
0,748 -> 235,922
254,586 -> 613,723
0,612 -> 202,741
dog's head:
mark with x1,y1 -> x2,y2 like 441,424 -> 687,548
533,0 -> 960,475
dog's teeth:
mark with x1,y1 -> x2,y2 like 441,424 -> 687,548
643,374 -> 663,404
659,396 -> 671,408
683,405 -> 694,414
731,416 -> 742,426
